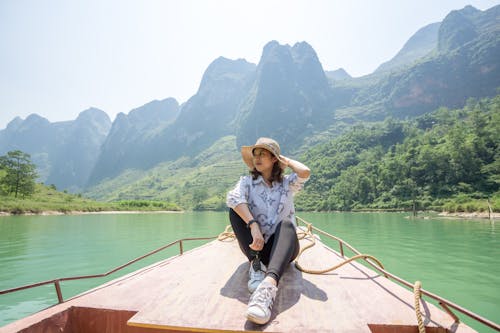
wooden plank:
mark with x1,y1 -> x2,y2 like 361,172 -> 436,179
127,235 -> 475,332
128,240 -> 251,331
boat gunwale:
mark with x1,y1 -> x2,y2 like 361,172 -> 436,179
0,236 -> 217,298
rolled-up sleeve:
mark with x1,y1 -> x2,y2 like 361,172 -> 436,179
226,176 -> 250,208
287,173 -> 309,195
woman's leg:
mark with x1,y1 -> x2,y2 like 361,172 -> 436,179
229,208 -> 267,293
265,220 -> 300,284
229,208 -> 257,261
246,221 -> 299,325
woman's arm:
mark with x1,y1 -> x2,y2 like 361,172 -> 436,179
233,203 -> 265,251
280,156 -> 311,179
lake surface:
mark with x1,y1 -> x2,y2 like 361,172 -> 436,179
0,212 -> 498,331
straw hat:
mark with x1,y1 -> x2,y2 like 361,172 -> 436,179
241,137 -> 285,170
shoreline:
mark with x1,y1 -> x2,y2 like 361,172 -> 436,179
437,211 -> 499,220
0,210 -> 184,217
1,209 -> 498,219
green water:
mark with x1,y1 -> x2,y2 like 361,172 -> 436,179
0,212 -> 498,332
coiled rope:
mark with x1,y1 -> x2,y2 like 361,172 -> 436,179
217,222 -> 426,332
217,225 -> 236,241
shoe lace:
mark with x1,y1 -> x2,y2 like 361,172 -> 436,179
250,285 -> 275,310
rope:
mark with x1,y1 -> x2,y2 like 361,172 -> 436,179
217,225 -> 236,241
414,281 -> 426,333
294,222 -> 385,274
295,221 -> 426,331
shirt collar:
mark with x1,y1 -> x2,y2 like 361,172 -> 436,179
252,175 -> 278,187
252,175 -> 265,185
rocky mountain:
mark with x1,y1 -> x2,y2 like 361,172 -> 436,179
375,22 -> 441,73
234,41 -> 333,150
386,4 -> 500,117
88,58 -> 256,184
0,108 -> 111,191
155,57 -> 256,160
87,98 -> 180,184
332,4 -> 500,121
325,68 -> 351,82
438,5 -> 482,53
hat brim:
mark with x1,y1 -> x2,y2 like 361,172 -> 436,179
241,145 -> 285,170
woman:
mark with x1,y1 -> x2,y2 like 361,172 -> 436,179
226,137 -> 310,325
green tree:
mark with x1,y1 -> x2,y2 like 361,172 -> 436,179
0,150 -> 38,198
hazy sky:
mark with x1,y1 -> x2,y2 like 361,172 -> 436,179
1,0 -> 498,129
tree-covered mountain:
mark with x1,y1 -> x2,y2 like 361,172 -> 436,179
296,95 -> 499,212
87,95 -> 500,212
0,108 -> 111,191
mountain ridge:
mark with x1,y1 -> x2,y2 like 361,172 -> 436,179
1,4 -> 498,196
375,22 -> 441,73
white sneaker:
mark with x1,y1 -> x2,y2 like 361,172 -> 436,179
248,260 -> 266,293
246,281 -> 277,325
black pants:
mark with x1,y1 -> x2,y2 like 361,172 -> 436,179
229,208 -> 300,284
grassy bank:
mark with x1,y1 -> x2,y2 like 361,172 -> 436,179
1,183 -> 497,217
436,193 -> 499,213
0,183 -> 181,215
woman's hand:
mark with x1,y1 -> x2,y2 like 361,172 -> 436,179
279,155 -> 290,168
249,223 -> 264,251
232,203 -> 265,251
280,155 -> 311,179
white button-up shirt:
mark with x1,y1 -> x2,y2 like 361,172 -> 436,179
226,173 -> 309,242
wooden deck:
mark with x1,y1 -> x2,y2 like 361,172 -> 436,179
1,233 -> 476,333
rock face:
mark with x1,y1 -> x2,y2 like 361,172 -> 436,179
154,57 -> 256,161
234,41 -> 332,151
87,98 -> 180,184
87,58 -> 256,184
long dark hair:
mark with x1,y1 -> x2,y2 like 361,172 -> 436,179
250,161 -> 284,183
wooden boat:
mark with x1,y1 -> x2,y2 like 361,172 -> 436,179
1,219 -> 499,333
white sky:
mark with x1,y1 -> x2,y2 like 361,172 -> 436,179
1,0 -> 498,129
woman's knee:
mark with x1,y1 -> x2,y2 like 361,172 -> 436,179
229,208 -> 243,224
279,220 -> 295,232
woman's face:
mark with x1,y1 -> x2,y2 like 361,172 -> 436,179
252,148 -> 277,173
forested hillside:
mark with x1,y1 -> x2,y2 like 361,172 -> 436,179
297,95 -> 500,212
85,136 -> 248,210
87,96 -> 499,213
